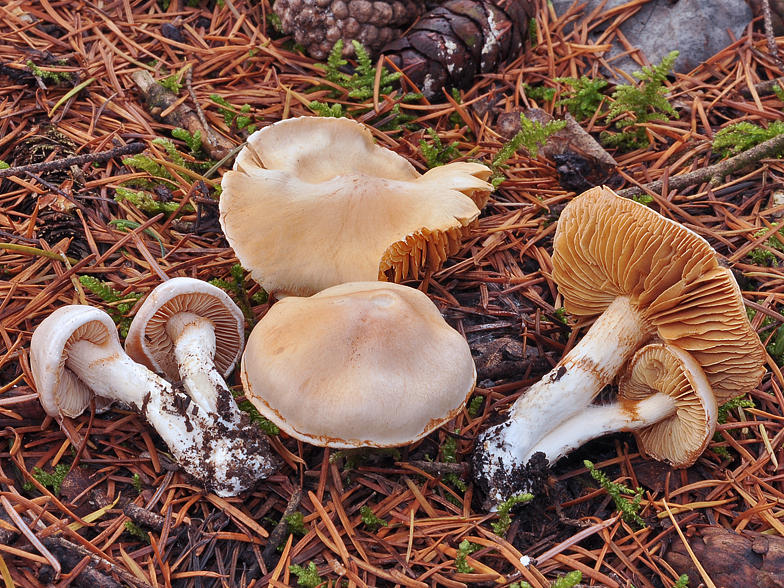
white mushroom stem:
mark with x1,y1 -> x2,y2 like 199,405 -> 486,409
474,296 -> 651,507
64,339 -> 276,496
524,394 -> 678,466
165,311 -> 242,422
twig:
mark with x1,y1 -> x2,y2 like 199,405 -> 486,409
404,460 -> 471,478
42,537 -> 154,588
762,0 -> 783,68
185,67 -> 218,148
261,486 -> 303,566
617,131 -> 784,198
0,143 -> 145,179
741,76 -> 784,97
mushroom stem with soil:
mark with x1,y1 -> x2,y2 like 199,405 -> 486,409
31,305 -> 277,496
472,186 -> 766,509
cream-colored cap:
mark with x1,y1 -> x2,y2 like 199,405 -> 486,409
241,281 -> 476,447
219,117 -> 492,297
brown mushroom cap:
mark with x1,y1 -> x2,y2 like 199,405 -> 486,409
240,281 -> 476,448
219,117 -> 492,297
619,343 -> 717,468
30,306 -> 116,418
124,277 -> 245,381
552,186 -> 766,402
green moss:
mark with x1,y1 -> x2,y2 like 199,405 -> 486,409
584,460 -> 644,526
455,539 -> 481,573
359,505 -> 388,530
289,562 -> 324,588
555,75 -> 608,120
602,51 -> 679,150
491,492 -> 534,535
23,463 -> 70,495
712,121 -> 784,158
420,128 -> 460,168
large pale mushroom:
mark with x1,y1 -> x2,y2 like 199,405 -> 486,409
473,186 -> 765,507
30,305 -> 277,496
240,281 -> 476,447
219,116 -> 492,297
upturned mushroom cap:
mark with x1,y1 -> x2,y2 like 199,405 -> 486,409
219,117 -> 492,297
30,306 -> 116,418
125,277 -> 245,381
552,186 -> 766,402
619,343 -> 717,467
241,281 -> 476,447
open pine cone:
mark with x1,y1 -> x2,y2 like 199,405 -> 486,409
273,0 -> 423,59
381,0 -> 536,99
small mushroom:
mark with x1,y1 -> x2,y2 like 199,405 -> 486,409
240,281 -> 476,447
30,305 -> 276,496
531,343 -> 718,468
473,186 -> 766,507
219,116 -> 492,297
125,277 -> 245,422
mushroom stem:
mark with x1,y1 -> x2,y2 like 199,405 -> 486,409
64,340 -> 162,408
165,311 -> 242,421
473,296 -> 651,507
64,339 -> 276,497
528,393 -> 678,465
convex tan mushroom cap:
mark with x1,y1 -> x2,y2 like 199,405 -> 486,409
219,117 -> 492,297
241,281 -> 476,447
125,277 -> 245,382
553,186 -> 766,402
620,344 -> 717,467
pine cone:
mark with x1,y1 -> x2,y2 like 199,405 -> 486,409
273,0 -> 423,59
381,0 -> 535,99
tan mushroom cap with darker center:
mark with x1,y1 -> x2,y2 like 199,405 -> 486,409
619,343 -> 717,468
553,186 -> 766,402
124,277 -> 245,382
241,281 -> 476,448
219,117 -> 492,297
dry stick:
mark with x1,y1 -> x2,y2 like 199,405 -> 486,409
617,131 -> 784,199
762,0 -> 783,67
184,67 -> 220,150
0,143 -> 145,180
261,486 -> 303,566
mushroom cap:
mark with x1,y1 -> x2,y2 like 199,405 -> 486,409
241,281 -> 476,448
30,306 -> 117,418
619,343 -> 717,468
219,117 -> 492,297
552,186 -> 766,402
125,277 -> 245,381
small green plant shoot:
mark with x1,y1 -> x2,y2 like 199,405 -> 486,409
420,128 -> 460,168
124,521 -> 151,543
712,120 -> 784,158
584,460 -> 645,526
23,463 -> 70,495
492,492 -> 534,535
210,95 -> 257,133
454,539 -> 481,573
602,51 -> 679,149
511,570 -> 582,588
555,75 -> 608,120
359,505 -> 388,530
289,562 -> 324,588
284,511 -> 308,536
490,114 -> 566,187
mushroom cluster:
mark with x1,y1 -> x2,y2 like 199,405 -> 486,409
218,117 -> 488,447
473,186 -> 766,508
30,278 -> 278,497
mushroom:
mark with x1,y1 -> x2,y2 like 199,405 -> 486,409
240,281 -> 476,447
473,186 -> 765,507
529,343 -> 718,468
30,305 -> 277,496
124,277 -> 245,423
219,116 -> 493,297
